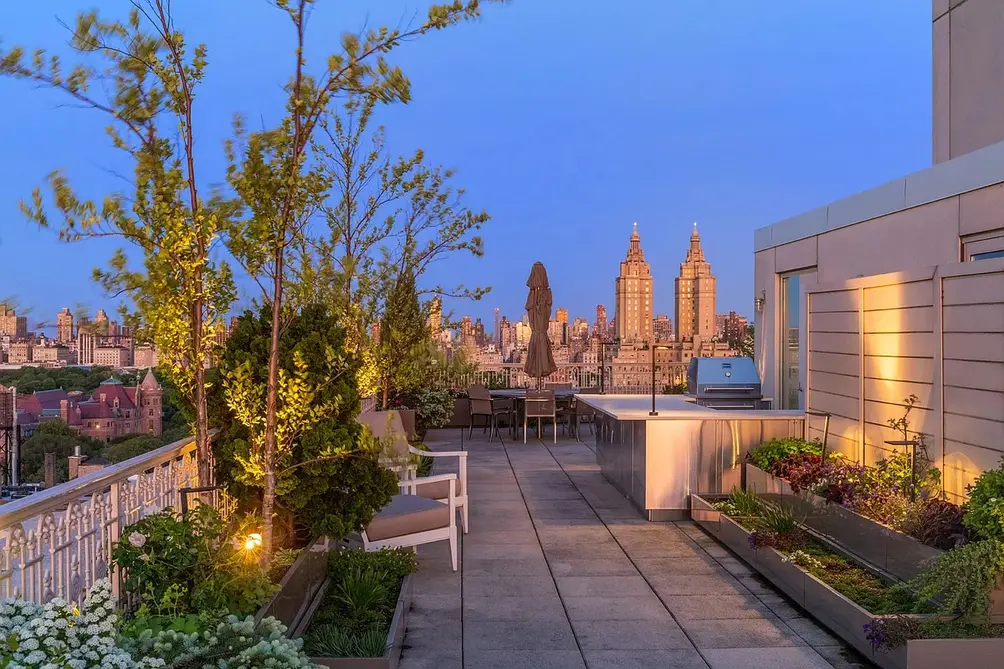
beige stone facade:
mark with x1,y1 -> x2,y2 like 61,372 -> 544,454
675,224 -> 716,342
614,223 -> 653,344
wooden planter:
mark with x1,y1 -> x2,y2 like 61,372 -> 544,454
256,539 -> 330,632
744,463 -> 943,582
294,573 -> 414,669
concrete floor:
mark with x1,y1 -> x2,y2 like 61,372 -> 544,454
399,427 -> 870,669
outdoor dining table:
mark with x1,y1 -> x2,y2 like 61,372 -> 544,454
489,387 -> 579,439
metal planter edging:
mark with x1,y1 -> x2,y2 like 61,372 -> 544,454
298,574 -> 414,669
744,463 -> 943,582
256,538 -> 330,631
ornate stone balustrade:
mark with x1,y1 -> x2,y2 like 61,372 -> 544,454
0,435 -> 208,604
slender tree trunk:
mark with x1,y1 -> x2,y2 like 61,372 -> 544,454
192,298 -> 212,485
262,248 -> 285,564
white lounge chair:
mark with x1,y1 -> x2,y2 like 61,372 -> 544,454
361,472 -> 459,571
357,410 -> 470,534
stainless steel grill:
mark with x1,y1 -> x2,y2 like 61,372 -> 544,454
686,357 -> 765,409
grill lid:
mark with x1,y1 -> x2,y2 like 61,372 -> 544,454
687,357 -> 762,399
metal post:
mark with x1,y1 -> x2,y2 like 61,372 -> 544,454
884,439 -> 919,502
805,409 -> 831,463
649,344 -> 658,416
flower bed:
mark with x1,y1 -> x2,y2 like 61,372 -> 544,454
296,547 -> 418,668
746,463 -> 942,582
691,488 -> 1004,669
0,579 -> 314,669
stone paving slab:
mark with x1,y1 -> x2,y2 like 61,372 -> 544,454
398,429 -> 866,669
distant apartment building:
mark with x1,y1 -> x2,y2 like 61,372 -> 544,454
77,332 -> 97,366
610,340 -> 733,389
0,306 -> 28,340
717,311 -> 749,343
428,297 -> 443,337
56,307 -> 74,343
614,223 -> 653,343
8,341 -> 32,364
133,344 -> 159,369
653,314 -> 673,342
556,308 -> 568,324
94,346 -> 131,369
675,223 -> 716,341
33,344 -> 72,366
594,304 -> 608,340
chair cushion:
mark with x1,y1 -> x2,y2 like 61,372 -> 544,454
367,494 -> 451,541
416,478 -> 461,500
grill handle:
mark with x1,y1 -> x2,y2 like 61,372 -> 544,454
701,385 -> 758,393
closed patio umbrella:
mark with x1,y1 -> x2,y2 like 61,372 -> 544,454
524,261 -> 557,386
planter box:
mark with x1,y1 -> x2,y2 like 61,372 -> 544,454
378,409 -> 417,442
689,493 -> 721,539
295,574 -> 414,669
744,463 -> 942,582
906,638 -> 1004,669
256,539 -> 330,631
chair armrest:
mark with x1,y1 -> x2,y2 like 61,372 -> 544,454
409,447 -> 468,459
398,472 -> 457,489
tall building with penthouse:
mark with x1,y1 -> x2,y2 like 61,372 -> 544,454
614,223 -> 653,344
56,308 -> 74,343
675,223 -> 716,342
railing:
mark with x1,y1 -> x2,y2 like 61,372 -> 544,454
437,362 -> 690,393
0,434 -> 208,604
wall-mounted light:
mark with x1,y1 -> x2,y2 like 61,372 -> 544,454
754,290 -> 766,314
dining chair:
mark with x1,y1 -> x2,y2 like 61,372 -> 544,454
524,390 -> 557,443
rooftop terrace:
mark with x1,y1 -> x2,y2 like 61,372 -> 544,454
399,427 -> 867,669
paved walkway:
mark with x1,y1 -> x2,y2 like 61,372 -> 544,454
400,429 -> 869,669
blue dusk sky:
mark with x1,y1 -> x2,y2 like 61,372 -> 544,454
0,1 -> 931,331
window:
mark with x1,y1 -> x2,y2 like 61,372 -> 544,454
964,232 -> 1004,261
972,249 -> 1004,261
780,270 -> 816,410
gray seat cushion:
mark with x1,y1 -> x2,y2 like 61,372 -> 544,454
367,494 -> 451,541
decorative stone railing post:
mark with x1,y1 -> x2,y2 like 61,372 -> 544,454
0,434 -> 208,605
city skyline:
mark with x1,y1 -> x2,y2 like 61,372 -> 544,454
0,1 -> 930,330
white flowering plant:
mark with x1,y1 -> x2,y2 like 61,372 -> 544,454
120,614 -> 315,669
0,579 -> 162,669
0,579 -> 314,669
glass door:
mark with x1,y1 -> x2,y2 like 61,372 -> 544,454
780,273 -> 802,410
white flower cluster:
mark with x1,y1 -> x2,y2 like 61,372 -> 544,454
0,583 -> 313,669
122,615 -> 314,669
0,580 -> 163,669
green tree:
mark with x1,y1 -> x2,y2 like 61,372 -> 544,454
213,303 -> 396,545
316,94 -> 491,334
221,0 -> 502,560
732,324 -> 755,358
0,2 -> 235,485
376,273 -> 432,406
20,421 -> 103,485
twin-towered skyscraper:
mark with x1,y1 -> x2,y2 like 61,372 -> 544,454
614,221 -> 716,344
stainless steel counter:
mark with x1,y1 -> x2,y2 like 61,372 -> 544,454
577,394 -> 805,521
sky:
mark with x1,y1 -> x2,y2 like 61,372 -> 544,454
0,1 -> 932,332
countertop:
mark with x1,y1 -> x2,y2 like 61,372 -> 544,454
575,394 -> 805,421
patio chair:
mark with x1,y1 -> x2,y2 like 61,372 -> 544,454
357,410 -> 470,533
361,472 -> 459,571
524,390 -> 557,444
545,382 -> 573,391
567,387 -> 600,439
467,384 -> 511,442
